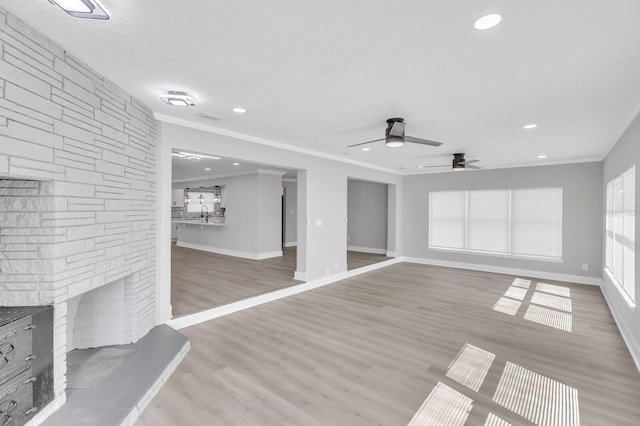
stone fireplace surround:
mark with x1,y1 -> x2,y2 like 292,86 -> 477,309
0,6 -> 169,423
0,178 -> 157,423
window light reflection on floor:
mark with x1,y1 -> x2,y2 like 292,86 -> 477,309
446,344 -> 495,392
493,362 -> 580,426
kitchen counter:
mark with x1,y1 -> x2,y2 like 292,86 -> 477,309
173,220 -> 226,226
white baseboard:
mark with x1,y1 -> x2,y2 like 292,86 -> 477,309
177,241 -> 282,260
347,245 -> 387,255
600,277 -> 640,373
400,256 -> 603,286
168,257 -> 402,330
256,250 -> 283,260
284,241 -> 297,247
294,271 -> 307,281
386,250 -> 397,257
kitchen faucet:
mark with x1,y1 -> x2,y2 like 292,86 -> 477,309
201,205 -> 210,223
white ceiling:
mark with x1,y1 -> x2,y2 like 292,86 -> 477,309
5,1 -> 640,174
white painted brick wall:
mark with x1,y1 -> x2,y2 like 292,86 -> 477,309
0,6 -> 157,423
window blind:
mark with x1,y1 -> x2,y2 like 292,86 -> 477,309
606,165 -> 635,303
468,190 -> 509,253
428,187 -> 562,260
429,191 -> 465,249
511,188 -> 563,258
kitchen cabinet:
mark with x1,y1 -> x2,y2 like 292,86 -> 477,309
171,189 -> 184,207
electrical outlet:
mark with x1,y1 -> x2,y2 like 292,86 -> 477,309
582,264 -> 589,271
335,261 -> 338,268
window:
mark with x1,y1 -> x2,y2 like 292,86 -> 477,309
605,165 -> 635,303
429,188 -> 562,260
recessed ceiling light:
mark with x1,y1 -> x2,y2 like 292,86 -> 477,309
204,168 -> 211,171
537,155 -> 547,159
474,13 -> 502,30
48,0 -> 110,20
362,147 -> 370,151
232,107 -> 246,113
160,91 -> 196,107
172,151 -> 220,160
233,162 -> 240,166
523,124 -> 538,129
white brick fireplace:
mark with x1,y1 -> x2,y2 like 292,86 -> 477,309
0,7 -> 158,423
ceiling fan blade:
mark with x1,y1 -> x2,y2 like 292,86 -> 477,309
465,165 -> 482,169
419,164 -> 449,168
461,159 -> 479,165
346,138 -> 386,148
404,135 -> 443,147
388,121 -> 405,137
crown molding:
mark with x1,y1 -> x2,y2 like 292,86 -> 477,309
154,112 -> 403,175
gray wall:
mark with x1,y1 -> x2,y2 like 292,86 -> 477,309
258,173 -> 283,254
402,162 -> 603,278
283,180 -> 297,245
602,111 -> 640,367
347,179 -> 388,252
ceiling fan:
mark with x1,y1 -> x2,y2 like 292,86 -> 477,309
347,117 -> 443,148
420,153 -> 481,171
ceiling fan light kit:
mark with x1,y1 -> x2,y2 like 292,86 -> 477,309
420,153 -> 482,171
348,117 -> 443,149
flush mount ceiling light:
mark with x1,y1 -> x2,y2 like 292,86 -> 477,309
385,135 -> 405,148
233,162 -> 240,166
48,0 -> 110,20
204,168 -> 211,171
171,151 -> 220,160
160,91 -> 196,107
537,155 -> 547,159
232,107 -> 246,113
362,147 -> 371,151
474,13 -> 502,30
523,124 -> 538,129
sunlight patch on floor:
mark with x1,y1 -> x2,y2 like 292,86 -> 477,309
493,297 -> 522,316
524,304 -> 573,332
446,344 -> 495,392
408,382 -> 473,426
511,278 -> 531,289
531,291 -> 572,313
485,412 -> 512,426
504,286 -> 528,301
536,283 -> 571,298
493,362 -> 580,426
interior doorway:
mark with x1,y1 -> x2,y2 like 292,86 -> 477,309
170,152 -> 302,316
346,178 -> 392,270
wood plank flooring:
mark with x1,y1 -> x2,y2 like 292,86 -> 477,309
171,245 -> 391,316
347,250 -> 391,270
143,262 -> 640,425
171,245 -> 299,316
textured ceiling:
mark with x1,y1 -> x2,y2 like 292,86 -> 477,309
4,0 -> 640,174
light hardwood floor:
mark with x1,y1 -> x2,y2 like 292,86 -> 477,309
171,245 -> 391,316
347,250 -> 391,270
171,245 -> 300,316
142,262 -> 640,425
